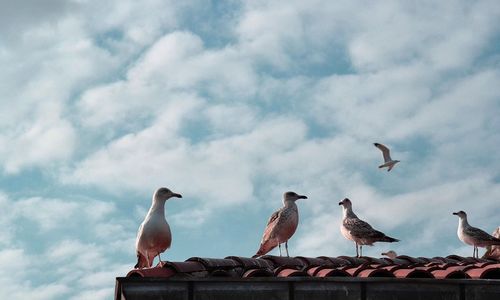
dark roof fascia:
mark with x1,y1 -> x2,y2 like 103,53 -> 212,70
116,276 -> 500,285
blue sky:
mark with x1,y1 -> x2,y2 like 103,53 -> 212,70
0,0 -> 500,299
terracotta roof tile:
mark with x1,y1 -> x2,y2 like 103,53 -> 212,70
125,255 -> 500,281
314,267 -> 350,277
393,268 -> 434,278
317,256 -> 351,267
431,269 -> 470,279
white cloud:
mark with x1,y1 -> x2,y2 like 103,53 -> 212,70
0,191 -> 136,300
69,115 -> 308,207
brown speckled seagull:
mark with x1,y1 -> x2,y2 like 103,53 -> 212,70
339,198 -> 399,257
135,187 -> 182,268
453,211 -> 500,258
253,191 -> 307,258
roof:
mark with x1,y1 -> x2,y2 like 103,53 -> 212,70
116,255 -> 500,300
125,255 -> 500,280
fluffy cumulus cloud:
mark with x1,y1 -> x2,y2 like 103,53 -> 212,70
0,191 -> 133,299
0,0 -> 500,299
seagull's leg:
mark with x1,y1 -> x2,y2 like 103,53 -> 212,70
285,241 -> 289,257
145,251 -> 150,268
355,243 -> 359,257
158,253 -> 162,264
473,246 -> 476,258
279,243 -> 282,256
360,245 -> 363,257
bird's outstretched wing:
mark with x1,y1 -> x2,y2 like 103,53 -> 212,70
374,143 -> 392,162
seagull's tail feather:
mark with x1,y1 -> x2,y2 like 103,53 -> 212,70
381,236 -> 399,243
134,252 -> 149,269
253,240 -> 277,258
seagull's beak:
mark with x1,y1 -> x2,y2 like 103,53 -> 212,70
172,193 -> 183,198
452,212 -> 458,215
338,202 -> 342,206
298,195 -> 308,199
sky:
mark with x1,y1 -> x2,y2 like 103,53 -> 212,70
0,0 -> 499,299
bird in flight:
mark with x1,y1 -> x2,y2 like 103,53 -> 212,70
135,187 -> 182,268
373,142 -> 400,172
339,198 -> 399,257
453,211 -> 500,258
253,191 -> 307,258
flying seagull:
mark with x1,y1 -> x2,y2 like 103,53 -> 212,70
381,250 -> 398,259
339,198 -> 399,257
253,191 -> 307,258
135,187 -> 182,268
374,143 -> 400,171
453,211 -> 500,258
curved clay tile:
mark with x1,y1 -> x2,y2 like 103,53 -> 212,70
317,256 -> 352,267
210,269 -> 240,277
295,256 -> 333,267
276,267 -> 307,277
379,265 -> 404,272
393,269 -> 434,279
357,268 -> 394,278
225,256 -> 274,269
432,269 -> 470,279
260,255 -> 305,268
396,255 -> 427,264
242,268 -> 274,278
127,267 -> 177,278
315,268 -> 351,277
186,257 -> 240,270
467,265 -> 500,279
164,261 -> 206,273
338,256 -> 370,266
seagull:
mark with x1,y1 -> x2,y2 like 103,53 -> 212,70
339,198 -> 399,257
374,143 -> 400,171
453,211 -> 500,258
484,227 -> 500,259
381,250 -> 398,259
135,187 -> 182,268
253,191 -> 307,258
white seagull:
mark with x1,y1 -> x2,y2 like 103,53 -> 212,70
374,142 -> 400,171
253,191 -> 307,258
339,198 -> 399,257
135,187 -> 182,268
453,211 -> 500,258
